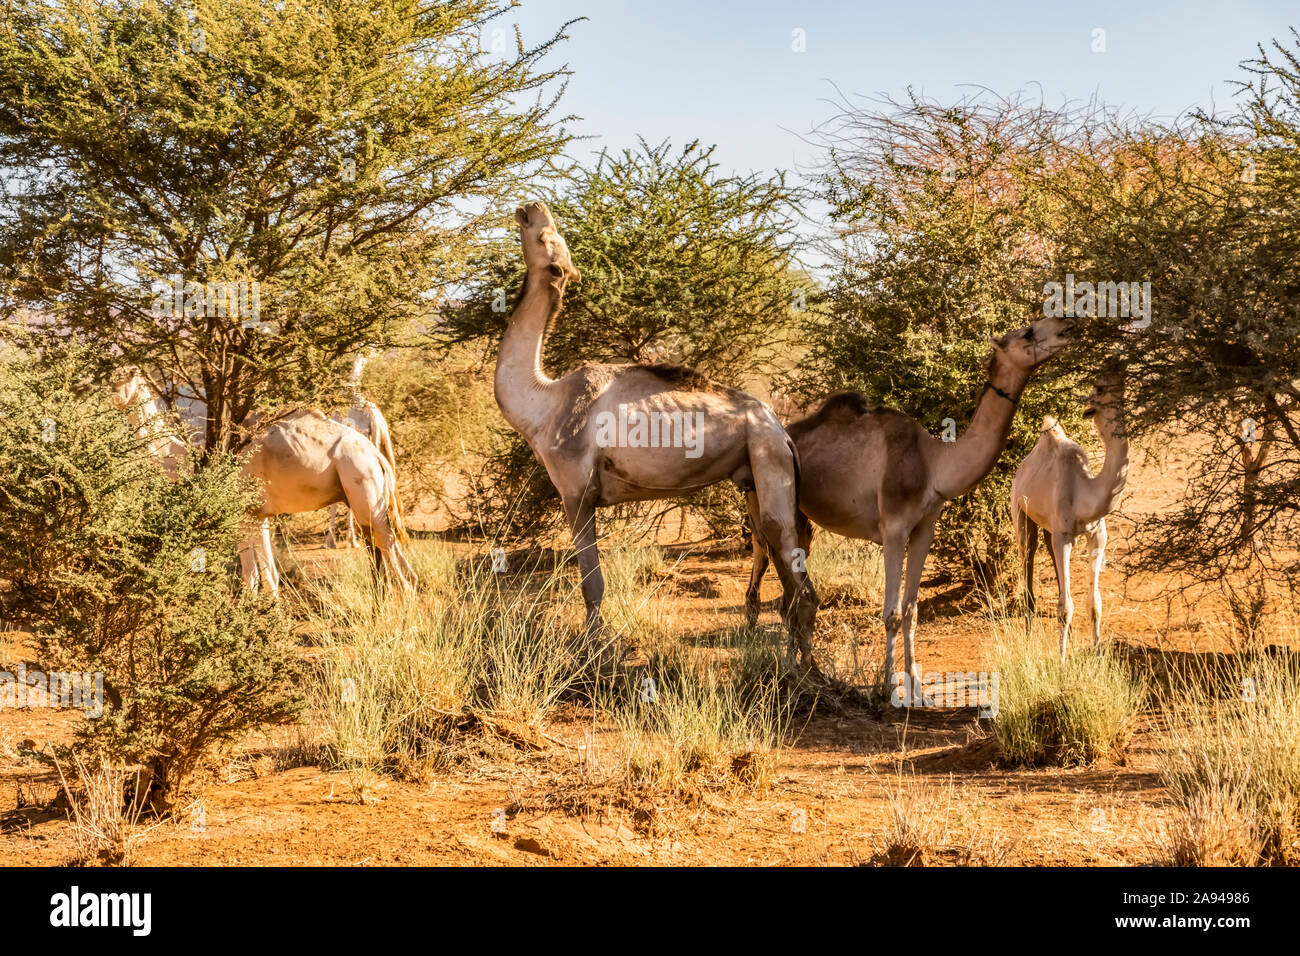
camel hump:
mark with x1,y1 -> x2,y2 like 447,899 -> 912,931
641,363 -> 718,393
806,391 -> 872,424
1041,415 -> 1068,437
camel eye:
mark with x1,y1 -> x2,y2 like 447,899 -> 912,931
1024,327 -> 1036,341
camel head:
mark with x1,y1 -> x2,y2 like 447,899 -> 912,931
108,366 -> 146,410
1081,369 -> 1125,423
989,315 -> 1073,374
514,201 -> 580,287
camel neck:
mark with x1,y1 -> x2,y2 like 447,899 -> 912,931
934,367 -> 1025,499
495,275 -> 561,437
1082,410 -> 1129,521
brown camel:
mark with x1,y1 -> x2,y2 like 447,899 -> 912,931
1010,373 -> 1129,657
745,316 -> 1072,703
495,201 -> 818,667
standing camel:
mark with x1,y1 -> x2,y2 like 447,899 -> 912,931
239,410 -> 415,596
108,368 -> 413,596
326,397 -> 397,549
745,317 -> 1072,703
1010,374 -> 1129,657
495,201 -> 818,668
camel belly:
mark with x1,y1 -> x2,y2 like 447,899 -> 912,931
592,442 -> 748,505
243,442 -> 346,516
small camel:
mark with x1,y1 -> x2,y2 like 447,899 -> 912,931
1010,373 -> 1129,658
326,397 -> 397,549
108,368 -> 189,477
239,410 -> 415,596
746,316 -> 1072,704
495,201 -> 819,668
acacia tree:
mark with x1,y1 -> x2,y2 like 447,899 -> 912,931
796,90 -> 1086,584
0,0 -> 575,453
443,139 -> 811,537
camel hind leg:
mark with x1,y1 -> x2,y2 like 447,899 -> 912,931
1013,500 -> 1040,614
347,507 -> 360,548
340,468 -> 415,596
746,428 -> 818,671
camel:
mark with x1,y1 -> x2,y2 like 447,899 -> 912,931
108,369 -> 189,477
108,368 -> 413,596
495,201 -> 818,668
239,409 -> 415,596
745,316 -> 1073,704
1010,372 -> 1129,658
326,397 -> 397,549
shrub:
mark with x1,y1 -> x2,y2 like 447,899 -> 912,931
0,346 -> 303,814
991,625 -> 1143,767
306,541 -> 594,793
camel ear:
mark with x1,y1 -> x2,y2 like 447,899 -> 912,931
514,206 -> 529,228
990,334 -> 1008,350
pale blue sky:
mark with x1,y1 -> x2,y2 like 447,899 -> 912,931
502,1 -> 1298,181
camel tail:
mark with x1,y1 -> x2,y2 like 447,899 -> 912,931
786,434 -> 812,544
371,409 -> 397,468
382,457 -> 410,547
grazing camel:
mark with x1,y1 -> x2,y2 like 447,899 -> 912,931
108,369 -> 189,477
745,316 -> 1072,703
326,397 -> 397,549
495,201 -> 818,668
239,410 -> 415,596
1010,374 -> 1129,657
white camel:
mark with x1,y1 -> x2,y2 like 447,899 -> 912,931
239,409 -> 415,596
108,367 -> 414,596
108,369 -> 189,477
1010,374 -> 1129,658
325,397 -> 396,549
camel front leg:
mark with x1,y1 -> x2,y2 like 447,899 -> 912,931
881,529 -> 907,703
743,490 -> 769,627
347,507 -> 360,548
1087,519 -> 1107,647
900,513 -> 940,707
259,518 -> 280,597
239,528 -> 261,592
1050,531 -> 1073,660
562,493 -> 605,648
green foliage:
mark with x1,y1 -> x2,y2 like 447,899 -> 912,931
992,627 -> 1144,767
0,0 -> 575,452
795,91 -> 1087,581
0,346 -> 303,813
446,138 -> 809,376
